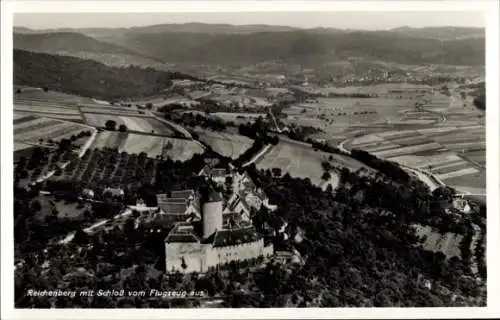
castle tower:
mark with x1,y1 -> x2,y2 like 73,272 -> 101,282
202,190 -> 223,239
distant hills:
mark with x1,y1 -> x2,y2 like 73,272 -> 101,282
13,24 -> 485,69
389,26 -> 484,41
14,32 -> 159,61
14,24 -> 484,39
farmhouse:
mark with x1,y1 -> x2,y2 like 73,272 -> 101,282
156,189 -> 200,221
452,198 -> 472,214
82,189 -> 95,199
203,167 -> 230,185
165,190 -> 273,273
104,187 -> 124,198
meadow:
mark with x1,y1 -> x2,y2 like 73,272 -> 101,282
256,139 -> 365,186
194,128 -> 254,159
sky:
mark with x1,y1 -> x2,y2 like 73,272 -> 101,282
14,11 -> 485,30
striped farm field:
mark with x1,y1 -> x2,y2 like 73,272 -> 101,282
14,88 -> 95,105
13,114 -> 38,124
14,110 -> 84,122
362,142 -> 402,153
436,167 -> 479,180
91,131 -> 128,149
14,116 -> 92,144
388,153 -> 464,169
377,130 -> 421,139
393,119 -> 435,125
372,142 -> 442,158
446,141 -> 486,151
13,113 -> 29,120
416,127 -> 458,135
14,117 -> 61,134
195,128 -> 254,159
462,150 -> 486,165
350,134 -> 385,145
83,113 -> 174,135
91,132 -> 204,161
433,134 -> 483,144
14,101 -> 83,121
14,104 -> 81,114
443,170 -> 485,189
350,139 -> 397,150
388,135 -> 434,146
80,105 -> 143,116
346,123 -> 485,167
432,162 -> 475,175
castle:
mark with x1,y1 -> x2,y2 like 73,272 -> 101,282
164,189 -> 273,273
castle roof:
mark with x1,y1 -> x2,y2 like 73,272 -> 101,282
165,219 -> 262,248
157,190 -> 195,214
212,222 -> 260,247
165,221 -> 201,243
165,233 -> 199,243
158,202 -> 188,215
170,189 -> 195,199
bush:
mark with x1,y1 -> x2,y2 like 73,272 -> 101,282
105,120 -> 117,131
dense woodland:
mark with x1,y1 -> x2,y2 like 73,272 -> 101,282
14,49 -> 200,101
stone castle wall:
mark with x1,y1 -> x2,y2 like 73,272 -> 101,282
166,240 -> 274,273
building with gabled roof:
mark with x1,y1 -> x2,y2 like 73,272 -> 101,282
156,189 -> 200,222
104,187 -> 124,198
224,194 -> 252,221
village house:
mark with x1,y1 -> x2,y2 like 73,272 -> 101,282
156,189 -> 200,222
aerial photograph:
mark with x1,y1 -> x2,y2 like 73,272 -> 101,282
10,10 -> 486,309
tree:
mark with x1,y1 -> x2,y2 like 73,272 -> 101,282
473,93 -> 485,110
325,184 -> 333,194
43,86 -> 49,92
105,120 -> 117,131
165,141 -> 173,151
322,171 -> 331,181
118,124 -> 128,132
271,168 -> 282,178
145,102 -> 153,110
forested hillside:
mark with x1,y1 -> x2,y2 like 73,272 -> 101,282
14,49 -> 199,101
